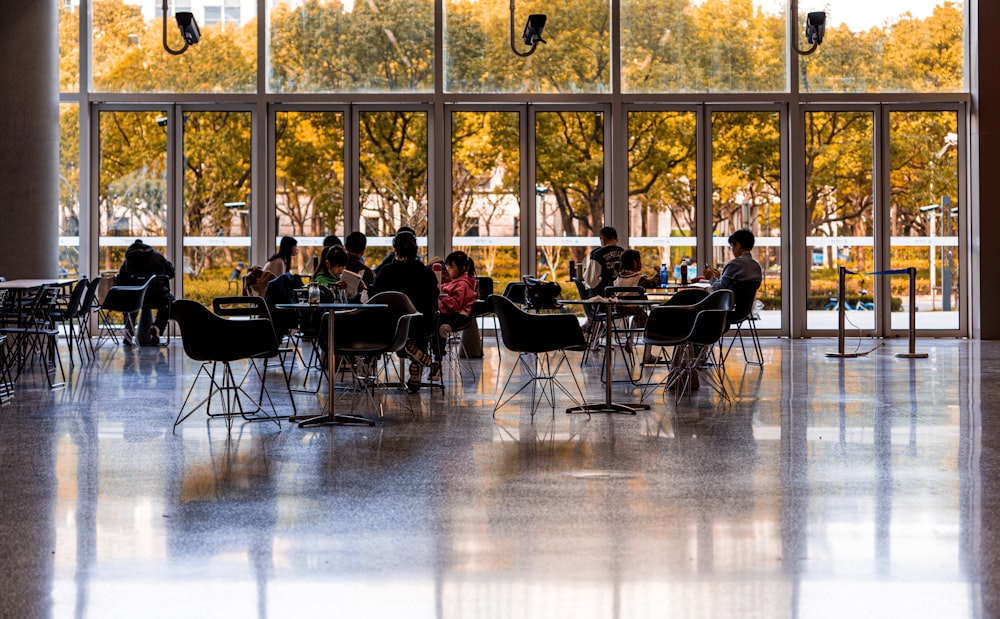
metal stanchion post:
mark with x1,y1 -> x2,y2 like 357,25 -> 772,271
827,265 -> 860,358
897,266 -> 928,359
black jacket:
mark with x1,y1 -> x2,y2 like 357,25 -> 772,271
370,258 -> 439,338
117,241 -> 175,298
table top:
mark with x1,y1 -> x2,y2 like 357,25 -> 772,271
560,298 -> 661,306
275,302 -> 387,310
0,278 -> 77,290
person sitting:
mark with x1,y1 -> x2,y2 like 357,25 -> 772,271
344,231 -> 375,301
431,251 -> 478,381
612,249 -> 660,327
312,245 -> 367,303
373,226 -> 416,276
582,226 -> 625,297
313,245 -> 349,289
703,229 -> 763,291
263,236 -> 298,279
369,231 -> 439,392
116,239 -> 175,345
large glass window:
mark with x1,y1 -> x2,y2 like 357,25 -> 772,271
535,110 -> 605,287
92,0 -> 255,93
359,110 -> 429,264
621,0 -> 785,93
451,111 -> 521,290
627,110 -> 698,287
59,103 -> 81,277
444,0 -> 611,93
181,111 -> 253,305
59,0 -> 79,93
268,0 -> 434,93
800,1 -> 964,93
888,110 -> 960,331
275,111 -> 347,274
711,110 -> 782,329
805,110 -> 875,332
97,110 -> 168,279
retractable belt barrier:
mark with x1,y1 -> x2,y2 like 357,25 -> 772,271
826,266 -> 928,359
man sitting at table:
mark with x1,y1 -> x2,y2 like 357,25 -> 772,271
369,231 -> 439,393
702,229 -> 763,292
117,239 -> 175,345
582,226 -> 624,297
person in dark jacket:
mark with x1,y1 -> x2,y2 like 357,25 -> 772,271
369,231 -> 439,392
117,239 -> 175,345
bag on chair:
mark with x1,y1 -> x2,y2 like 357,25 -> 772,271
522,275 -> 562,311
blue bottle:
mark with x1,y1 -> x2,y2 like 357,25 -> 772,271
659,263 -> 668,288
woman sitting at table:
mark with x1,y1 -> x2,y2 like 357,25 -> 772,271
369,231 -> 439,392
432,251 -> 478,381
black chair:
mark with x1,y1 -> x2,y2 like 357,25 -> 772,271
50,278 -> 90,364
467,275 -> 496,360
0,285 -> 65,389
171,299 -> 282,432
213,296 -> 299,417
366,291 -> 438,392
603,285 -> 648,383
720,279 -> 764,367
572,277 -> 608,365
501,281 -> 527,305
663,287 -> 709,307
98,277 -> 154,347
640,290 -> 733,402
74,276 -> 102,360
669,308 -> 733,402
0,334 -> 13,404
488,294 -> 587,417
318,307 -> 420,420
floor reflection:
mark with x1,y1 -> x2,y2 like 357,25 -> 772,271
0,338 -> 988,617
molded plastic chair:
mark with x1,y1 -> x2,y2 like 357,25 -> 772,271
640,290 -> 733,402
318,307 -> 420,419
98,277 -> 154,347
366,291 -> 438,392
670,308 -> 733,402
720,279 -> 764,367
488,294 -> 587,417
663,287 -> 709,307
213,296 -> 298,416
171,299 -> 282,432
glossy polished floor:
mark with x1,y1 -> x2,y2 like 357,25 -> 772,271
2,334 -> 999,619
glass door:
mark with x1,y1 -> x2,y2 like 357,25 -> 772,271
181,110 -> 253,305
449,110 -> 521,292
804,110 -> 876,333
97,109 -> 169,281
534,108 -> 606,292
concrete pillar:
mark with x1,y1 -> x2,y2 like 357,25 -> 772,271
0,1 -> 59,279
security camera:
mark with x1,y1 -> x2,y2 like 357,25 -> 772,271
522,14 -> 546,47
175,12 -> 201,46
805,11 -> 826,46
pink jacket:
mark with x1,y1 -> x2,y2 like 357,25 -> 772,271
438,273 -> 477,315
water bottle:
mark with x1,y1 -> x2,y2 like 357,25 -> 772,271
308,281 -> 320,305
659,263 -> 668,288
680,259 -> 688,286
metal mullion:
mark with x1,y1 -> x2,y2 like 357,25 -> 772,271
696,104 -> 711,273
522,106 -> 536,278
875,105 -> 891,337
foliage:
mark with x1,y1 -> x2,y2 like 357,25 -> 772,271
61,0 -> 966,305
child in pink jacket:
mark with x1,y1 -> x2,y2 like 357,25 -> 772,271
431,251 -> 478,380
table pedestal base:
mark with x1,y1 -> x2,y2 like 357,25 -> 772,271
566,401 -> 649,415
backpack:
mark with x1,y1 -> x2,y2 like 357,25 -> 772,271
522,275 -> 562,311
243,265 -> 275,297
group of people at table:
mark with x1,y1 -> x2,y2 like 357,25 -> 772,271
116,224 -> 762,397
